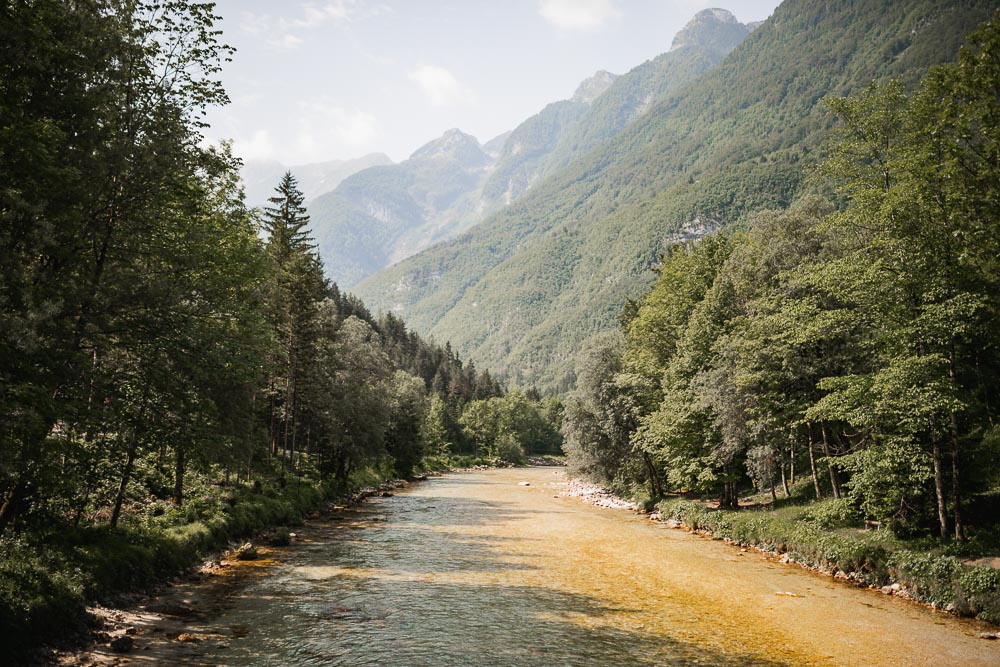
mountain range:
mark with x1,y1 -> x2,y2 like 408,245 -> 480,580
307,8 -> 757,288
350,0 -> 998,393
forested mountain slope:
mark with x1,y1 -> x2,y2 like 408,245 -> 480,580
354,0 -> 998,393
477,71 -> 616,211
539,7 -> 752,177
309,8 -> 753,289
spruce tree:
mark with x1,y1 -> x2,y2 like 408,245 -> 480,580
261,172 -> 325,470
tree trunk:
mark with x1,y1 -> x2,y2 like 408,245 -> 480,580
948,353 -> 963,541
789,439 -> 795,487
950,410 -> 963,541
807,422 -> 821,500
110,439 -> 138,529
780,451 -> 790,498
642,452 -> 663,499
174,445 -> 185,507
0,481 -> 28,535
819,421 -> 841,499
930,416 -> 949,540
268,380 -> 277,458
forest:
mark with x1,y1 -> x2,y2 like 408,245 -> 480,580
562,13 -> 1000,620
0,1 -> 559,657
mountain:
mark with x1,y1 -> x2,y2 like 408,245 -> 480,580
538,8 -> 753,177
478,72 -> 616,209
353,0 -> 998,393
307,129 -> 495,288
242,153 -> 392,208
310,7 -> 757,289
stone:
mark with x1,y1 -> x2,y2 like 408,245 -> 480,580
890,583 -> 901,592
881,586 -> 893,595
235,542 -> 258,561
146,601 -> 195,617
177,633 -> 199,643
110,635 -> 134,653
518,481 -> 530,486
977,632 -> 999,640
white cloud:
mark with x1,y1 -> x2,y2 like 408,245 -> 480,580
409,64 -> 476,108
537,0 -> 621,32
239,1 -> 389,51
220,100 -> 378,165
235,129 -> 278,162
290,102 -> 379,163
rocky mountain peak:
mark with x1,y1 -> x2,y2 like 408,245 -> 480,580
410,128 -> 490,167
670,7 -> 748,53
571,70 -> 619,105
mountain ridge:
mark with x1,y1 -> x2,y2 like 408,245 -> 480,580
307,7 -> 756,289
354,0 -> 998,393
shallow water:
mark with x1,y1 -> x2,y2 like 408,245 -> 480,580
120,468 -> 1000,666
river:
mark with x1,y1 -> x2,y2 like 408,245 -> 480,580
69,467 -> 1000,666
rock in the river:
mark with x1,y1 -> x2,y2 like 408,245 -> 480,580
518,481 -> 531,486
110,635 -> 134,653
177,633 -> 200,643
235,542 -> 258,560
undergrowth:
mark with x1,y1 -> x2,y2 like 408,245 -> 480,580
655,496 -> 1000,624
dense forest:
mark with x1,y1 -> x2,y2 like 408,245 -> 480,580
563,13 -> 1000,575
0,1 -> 560,656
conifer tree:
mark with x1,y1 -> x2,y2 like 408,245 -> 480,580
261,172 -> 325,470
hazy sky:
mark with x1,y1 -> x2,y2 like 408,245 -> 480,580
205,1 -> 782,166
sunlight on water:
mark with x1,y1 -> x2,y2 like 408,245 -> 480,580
157,468 -> 998,666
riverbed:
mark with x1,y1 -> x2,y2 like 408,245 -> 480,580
65,467 -> 1000,665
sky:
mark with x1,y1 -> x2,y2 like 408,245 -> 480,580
204,1 -> 783,166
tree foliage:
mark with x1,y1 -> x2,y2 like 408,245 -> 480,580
563,12 -> 1000,538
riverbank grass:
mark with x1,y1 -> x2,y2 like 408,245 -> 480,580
655,494 -> 1000,624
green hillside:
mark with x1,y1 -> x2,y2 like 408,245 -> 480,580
354,0 -> 999,393
478,97 -> 591,208
540,8 -> 751,177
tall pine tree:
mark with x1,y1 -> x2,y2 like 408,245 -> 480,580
261,172 -> 325,471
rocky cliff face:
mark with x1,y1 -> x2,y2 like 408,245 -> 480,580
572,70 -> 619,104
670,8 -> 749,53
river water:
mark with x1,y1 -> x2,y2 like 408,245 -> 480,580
87,467 -> 1000,666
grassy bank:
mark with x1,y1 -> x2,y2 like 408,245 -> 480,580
0,457 -> 463,662
655,496 -> 1000,624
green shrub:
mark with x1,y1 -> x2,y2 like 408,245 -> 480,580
801,498 -> 863,529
